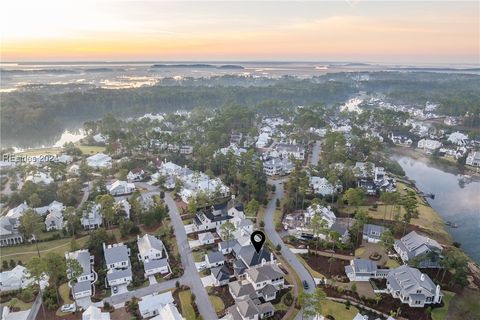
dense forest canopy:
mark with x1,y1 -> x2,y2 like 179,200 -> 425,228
1,71 -> 479,147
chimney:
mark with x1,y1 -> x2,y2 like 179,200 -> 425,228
434,284 -> 441,303
420,273 -> 425,281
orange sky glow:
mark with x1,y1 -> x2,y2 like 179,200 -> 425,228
1,1 -> 479,63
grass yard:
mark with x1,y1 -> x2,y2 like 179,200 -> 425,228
59,283 -> 74,304
77,145 -> 106,155
1,298 -> 33,311
354,247 -> 366,256
321,299 -> 359,320
432,291 -> 455,320
179,290 -> 196,320
16,147 -> 62,157
0,236 -> 89,264
209,295 -> 225,313
385,258 -> 400,268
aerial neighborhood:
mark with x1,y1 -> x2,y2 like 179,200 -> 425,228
1,95 -> 479,320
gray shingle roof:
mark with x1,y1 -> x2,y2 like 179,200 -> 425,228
72,280 -> 91,294
206,251 -> 224,264
211,265 -> 230,282
107,268 -> 132,282
387,265 -> 439,296
104,243 -> 130,265
137,234 -> 164,256
144,258 -> 169,272
351,259 -> 378,273
228,280 -> 256,298
246,264 -> 284,283
236,245 -> 273,267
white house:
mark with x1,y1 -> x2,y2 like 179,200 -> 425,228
103,243 -> 132,288
386,265 -> 443,307
0,265 -> 35,292
362,224 -> 388,243
244,263 -> 285,301
466,151 -> 480,167
344,259 -> 388,282
107,180 -> 136,196
180,145 -> 193,155
263,157 -> 294,176
137,234 -> 170,277
5,202 -> 30,227
86,153 -> 112,169
82,306 -> 110,320
0,216 -> 24,247
127,168 -> 145,182
138,291 -> 175,319
304,204 -> 336,228
394,231 -> 443,268
65,249 -> 97,300
275,143 -> 305,160
417,139 -> 442,151
25,171 -> 54,184
150,304 -> 184,320
255,132 -> 271,148
310,176 -> 338,196
198,231 -> 215,245
81,203 -> 102,230
45,210 -> 64,231
447,131 -> 468,146
205,251 -> 225,268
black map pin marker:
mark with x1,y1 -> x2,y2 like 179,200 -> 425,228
251,230 -> 266,253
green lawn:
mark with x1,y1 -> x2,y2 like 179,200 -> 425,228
59,283 -> 74,304
78,145 -> 106,155
17,147 -> 62,157
0,236 -> 89,264
385,258 -> 400,268
432,291 -> 455,320
179,290 -> 196,320
209,295 -> 225,313
354,247 -> 366,256
1,298 -> 33,311
322,299 -> 359,320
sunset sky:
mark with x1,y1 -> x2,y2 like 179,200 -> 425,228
1,0 -> 479,63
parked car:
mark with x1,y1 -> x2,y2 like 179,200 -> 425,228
303,280 -> 309,290
60,304 -> 76,313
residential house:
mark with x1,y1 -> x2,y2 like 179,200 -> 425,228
205,251 -> 225,268
107,180 -> 136,196
226,297 -> 274,320
45,210 -> 64,231
466,151 -> 480,167
137,234 -> 170,277
211,265 -> 231,286
25,171 -> 54,184
0,265 -> 35,291
139,193 -> 155,211
65,249 -> 97,300
180,145 -> 193,155
35,200 -> 65,216
394,231 -> 443,267
389,132 -> 413,145
245,264 -> 285,301
194,203 -> 234,232
103,243 -> 132,288
81,203 -> 102,230
115,199 -> 131,220
309,176 -> 340,196
447,131 -> 468,146
82,306 -> 111,320
230,132 -> 243,145
5,202 -> 30,227
344,259 -> 383,282
127,168 -> 145,182
386,265 -> 442,307
198,232 -> 215,245
232,245 -> 275,276
275,143 -> 305,160
263,157 -> 294,176
417,139 -> 442,152
255,132 -> 271,148
138,291 -> 175,319
304,204 -> 336,228
362,224 -> 388,244
217,144 -> 247,157
150,304 -> 184,320
0,216 -> 24,247
86,153 -> 112,169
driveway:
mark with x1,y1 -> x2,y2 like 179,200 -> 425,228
264,179 -> 316,294
111,283 -> 128,296
148,275 -> 157,285
201,275 -> 215,287
164,193 -> 218,320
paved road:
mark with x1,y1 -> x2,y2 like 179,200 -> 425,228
264,179 -> 315,294
164,192 -> 218,320
310,140 -> 321,166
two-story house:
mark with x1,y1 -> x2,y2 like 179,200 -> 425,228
65,249 -> 97,300
394,231 -> 443,267
103,243 -> 132,289
137,234 -> 170,277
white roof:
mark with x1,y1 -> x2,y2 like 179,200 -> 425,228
151,303 -> 184,320
82,306 -> 110,320
138,291 -> 174,314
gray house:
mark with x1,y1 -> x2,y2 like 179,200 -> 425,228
362,224 -> 387,243
394,231 -> 443,267
386,265 -> 443,307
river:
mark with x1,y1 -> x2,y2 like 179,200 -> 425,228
393,155 -> 480,263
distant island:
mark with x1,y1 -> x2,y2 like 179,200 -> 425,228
151,63 -> 244,69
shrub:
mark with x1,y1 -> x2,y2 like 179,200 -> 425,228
284,291 -> 293,306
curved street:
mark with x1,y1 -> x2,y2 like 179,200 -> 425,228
264,179 -> 316,294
